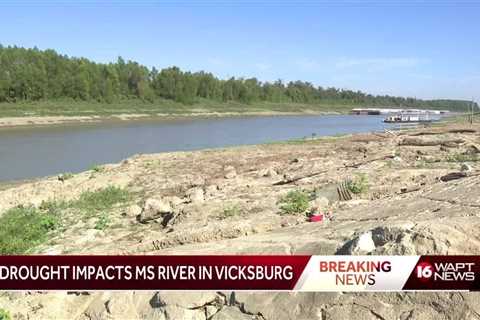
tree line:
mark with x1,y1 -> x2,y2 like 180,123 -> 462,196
0,45 -> 475,111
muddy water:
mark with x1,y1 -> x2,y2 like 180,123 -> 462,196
0,115 -> 393,181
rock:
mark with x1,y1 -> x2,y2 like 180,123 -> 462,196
336,231 -> 376,255
225,171 -> 237,179
186,187 -> 205,203
224,166 -> 237,179
258,167 -> 277,178
151,292 -> 219,309
461,163 -> 473,173
164,196 -> 183,207
124,204 -> 142,217
138,198 -> 173,223
104,293 -> 139,318
205,185 -> 220,197
210,306 -> 253,320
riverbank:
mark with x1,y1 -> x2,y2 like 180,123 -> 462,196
0,99 -> 356,128
0,110 -> 343,129
0,121 -> 480,318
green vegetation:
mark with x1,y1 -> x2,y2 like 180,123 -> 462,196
72,186 -> 131,217
278,190 -> 310,215
58,172 -> 74,181
0,186 -> 131,254
0,205 -> 59,254
0,308 -> 11,320
346,173 -> 369,194
221,204 -> 242,219
446,153 -> 479,162
94,213 -> 111,230
91,165 -> 104,173
0,45 -> 475,116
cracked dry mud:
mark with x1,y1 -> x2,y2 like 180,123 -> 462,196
1,122 -> 480,319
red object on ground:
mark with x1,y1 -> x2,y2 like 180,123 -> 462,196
309,214 -> 324,222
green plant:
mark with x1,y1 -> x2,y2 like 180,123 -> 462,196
346,173 -> 369,194
221,204 -> 241,219
91,165 -> 104,173
73,186 -> 131,217
58,172 -> 74,181
278,190 -> 310,215
446,153 -> 479,163
94,213 -> 111,230
0,206 -> 59,254
0,308 -> 11,320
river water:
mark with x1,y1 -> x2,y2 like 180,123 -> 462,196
0,115 -> 394,182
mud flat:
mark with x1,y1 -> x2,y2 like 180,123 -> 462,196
1,123 -> 480,319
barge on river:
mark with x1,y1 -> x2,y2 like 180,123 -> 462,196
383,112 -> 433,123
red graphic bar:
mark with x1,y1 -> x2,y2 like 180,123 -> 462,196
0,255 -> 311,290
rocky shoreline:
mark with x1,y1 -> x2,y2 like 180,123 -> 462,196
0,122 -> 479,319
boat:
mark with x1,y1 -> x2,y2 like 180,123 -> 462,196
383,112 -> 433,123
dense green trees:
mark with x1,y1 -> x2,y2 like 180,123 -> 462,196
0,45 -> 476,111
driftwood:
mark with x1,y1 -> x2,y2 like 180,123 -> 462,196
272,170 -> 328,186
273,155 -> 393,186
399,137 -> 465,147
400,186 -> 421,193
440,172 -> 468,182
407,128 -> 476,136
344,155 -> 394,169
439,171 -> 480,182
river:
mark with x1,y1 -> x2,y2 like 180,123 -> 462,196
0,115 -> 395,181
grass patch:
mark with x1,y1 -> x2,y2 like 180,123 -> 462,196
278,190 -> 310,215
94,213 -> 111,230
0,186 -> 132,254
0,206 -> 59,254
346,173 -> 369,194
220,204 -> 242,219
446,153 -> 479,163
72,186 -> 131,217
0,308 -> 11,320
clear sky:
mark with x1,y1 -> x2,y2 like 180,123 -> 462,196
0,0 -> 478,100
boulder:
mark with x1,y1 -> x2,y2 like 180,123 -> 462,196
138,198 -> 173,223
186,187 -> 205,203
124,204 -> 142,217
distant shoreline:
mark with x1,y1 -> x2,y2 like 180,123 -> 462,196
0,110 -> 345,129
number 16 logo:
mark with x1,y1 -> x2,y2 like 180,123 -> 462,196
416,262 -> 433,280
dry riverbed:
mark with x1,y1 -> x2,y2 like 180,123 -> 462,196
1,122 -> 480,319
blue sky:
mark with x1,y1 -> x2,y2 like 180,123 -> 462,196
0,0 -> 479,100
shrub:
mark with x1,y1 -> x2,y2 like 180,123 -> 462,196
346,173 -> 369,194
278,190 -> 309,215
